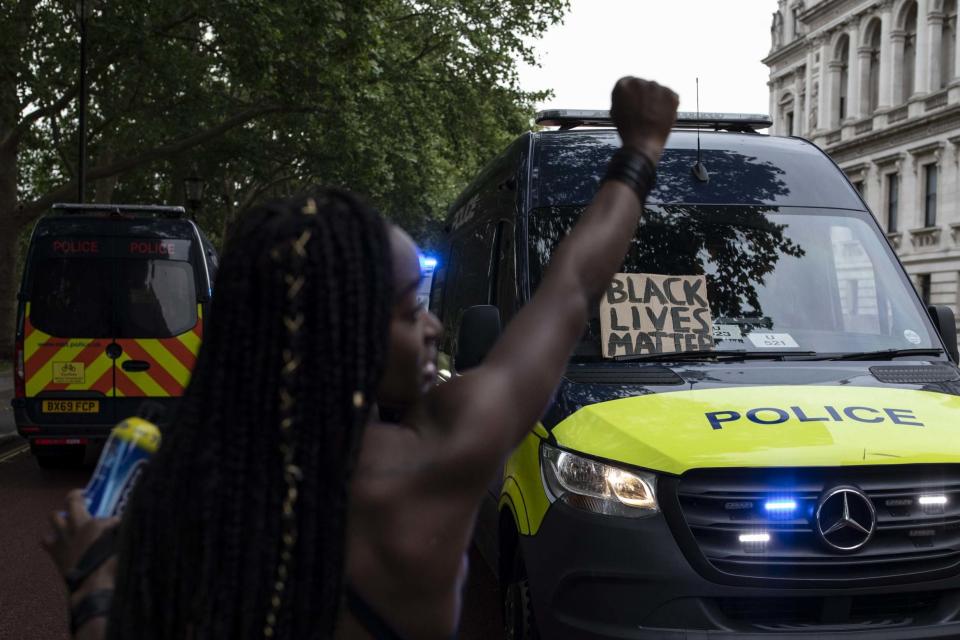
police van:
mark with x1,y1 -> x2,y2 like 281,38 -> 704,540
12,203 -> 217,467
433,111 -> 960,638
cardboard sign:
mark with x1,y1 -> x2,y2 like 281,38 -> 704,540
600,273 -> 714,358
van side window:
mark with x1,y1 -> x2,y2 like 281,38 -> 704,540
443,223 -> 497,347
492,221 -> 516,321
429,259 -> 447,321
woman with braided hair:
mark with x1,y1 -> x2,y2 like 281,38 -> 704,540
43,76 -> 677,639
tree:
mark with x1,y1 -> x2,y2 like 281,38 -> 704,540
0,0 -> 567,356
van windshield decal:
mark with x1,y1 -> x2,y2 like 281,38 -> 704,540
528,205 -> 938,360
600,273 -> 714,358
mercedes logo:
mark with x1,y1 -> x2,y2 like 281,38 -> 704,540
815,486 -> 876,552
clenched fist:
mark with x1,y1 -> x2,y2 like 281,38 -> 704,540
610,77 -> 679,164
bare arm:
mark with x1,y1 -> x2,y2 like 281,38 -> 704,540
442,77 -> 678,466
41,490 -> 117,640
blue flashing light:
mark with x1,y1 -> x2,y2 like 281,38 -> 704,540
419,255 -> 438,270
764,499 -> 797,512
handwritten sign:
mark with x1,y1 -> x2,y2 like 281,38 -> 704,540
600,273 -> 714,358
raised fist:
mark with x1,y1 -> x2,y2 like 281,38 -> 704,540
610,77 -> 679,164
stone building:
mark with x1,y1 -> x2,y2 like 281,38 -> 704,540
764,0 -> 960,318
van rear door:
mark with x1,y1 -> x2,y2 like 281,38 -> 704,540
112,238 -> 202,420
24,237 -> 117,427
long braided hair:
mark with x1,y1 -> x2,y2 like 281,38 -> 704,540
107,189 -> 393,639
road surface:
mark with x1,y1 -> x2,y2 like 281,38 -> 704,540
0,429 -> 502,639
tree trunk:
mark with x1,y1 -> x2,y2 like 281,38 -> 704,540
0,143 -> 25,358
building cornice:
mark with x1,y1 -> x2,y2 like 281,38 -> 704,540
799,0 -> 876,31
798,0 -> 848,24
873,151 -> 904,165
907,140 -> 945,156
825,104 -> 960,163
762,37 -> 810,66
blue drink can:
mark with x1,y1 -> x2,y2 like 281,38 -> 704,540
84,417 -> 161,518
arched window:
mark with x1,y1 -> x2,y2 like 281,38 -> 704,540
903,2 -> 918,98
943,0 -> 957,88
866,19 -> 882,112
835,35 -> 850,122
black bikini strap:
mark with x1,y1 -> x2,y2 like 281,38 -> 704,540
344,585 -> 408,640
70,588 -> 114,635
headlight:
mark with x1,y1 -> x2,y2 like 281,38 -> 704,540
540,443 -> 658,518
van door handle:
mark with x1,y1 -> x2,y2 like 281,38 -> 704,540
122,360 -> 151,372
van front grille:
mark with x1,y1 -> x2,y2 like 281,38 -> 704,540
676,466 -> 960,583
716,590 -> 947,629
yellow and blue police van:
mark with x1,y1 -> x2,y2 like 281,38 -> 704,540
11,203 -> 217,467
433,111 -> 960,638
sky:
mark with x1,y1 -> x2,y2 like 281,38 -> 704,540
517,0 -> 781,116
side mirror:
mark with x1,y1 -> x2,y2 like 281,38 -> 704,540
455,305 -> 501,371
928,305 -> 959,363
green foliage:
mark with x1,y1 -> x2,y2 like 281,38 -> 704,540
4,0 -> 569,250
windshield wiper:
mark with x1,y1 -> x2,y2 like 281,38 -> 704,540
615,349 -> 817,362
809,348 -> 945,362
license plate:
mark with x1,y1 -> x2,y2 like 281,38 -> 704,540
42,400 -> 100,414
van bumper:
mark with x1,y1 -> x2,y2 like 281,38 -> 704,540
13,401 -> 112,443
521,501 -> 960,639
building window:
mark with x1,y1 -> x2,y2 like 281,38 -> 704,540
779,92 -> 795,136
852,180 -> 864,196
886,173 -> 899,233
924,163 -> 938,227
918,273 -> 932,304
903,2 -> 918,100
866,19 -> 882,112
943,0 -> 957,89
836,35 -> 850,121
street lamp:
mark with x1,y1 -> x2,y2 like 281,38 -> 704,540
183,172 -> 204,221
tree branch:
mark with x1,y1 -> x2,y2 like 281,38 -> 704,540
1,86 -> 79,150
20,103 -> 302,218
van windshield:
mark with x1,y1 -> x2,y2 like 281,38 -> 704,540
527,205 -> 939,359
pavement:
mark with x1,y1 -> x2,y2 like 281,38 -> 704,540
0,370 -> 19,448
0,381 -> 503,639
0,443 -> 85,639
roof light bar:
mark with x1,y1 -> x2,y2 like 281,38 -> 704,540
535,109 -> 772,132
51,203 -> 187,219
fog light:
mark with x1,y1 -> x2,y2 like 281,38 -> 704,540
739,532 -> 771,544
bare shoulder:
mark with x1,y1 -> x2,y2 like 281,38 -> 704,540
414,373 -> 516,481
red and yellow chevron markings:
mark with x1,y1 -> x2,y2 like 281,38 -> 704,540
23,303 -> 204,399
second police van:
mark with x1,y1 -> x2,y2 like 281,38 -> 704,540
433,111 -> 960,638
11,203 -> 217,467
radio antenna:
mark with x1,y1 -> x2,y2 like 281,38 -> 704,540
691,77 -> 709,183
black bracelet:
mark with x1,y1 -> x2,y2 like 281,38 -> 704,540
70,588 -> 113,635
603,147 -> 657,202
65,527 -> 118,593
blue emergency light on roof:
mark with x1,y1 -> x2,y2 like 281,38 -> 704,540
419,255 -> 438,270
534,110 -> 772,132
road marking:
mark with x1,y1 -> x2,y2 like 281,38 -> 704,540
0,444 -> 28,464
